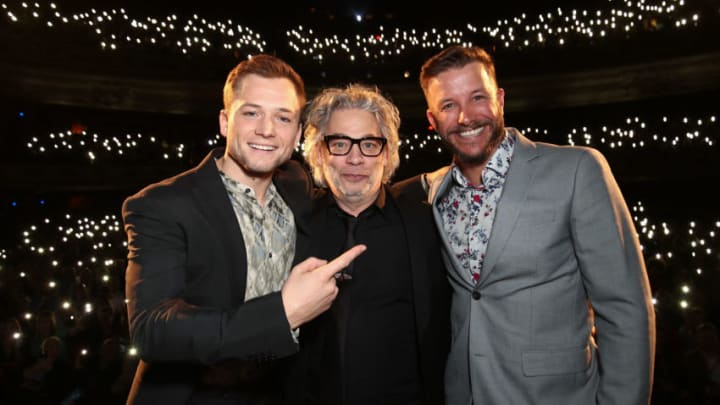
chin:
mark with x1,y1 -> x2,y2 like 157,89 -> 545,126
341,189 -> 366,199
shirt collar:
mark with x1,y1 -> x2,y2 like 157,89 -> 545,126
218,170 -> 279,207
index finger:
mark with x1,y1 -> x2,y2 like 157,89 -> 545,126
318,244 -> 367,278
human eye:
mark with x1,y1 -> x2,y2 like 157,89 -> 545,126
330,138 -> 349,149
361,139 -> 380,152
241,109 -> 259,118
276,114 -> 295,124
440,102 -> 455,111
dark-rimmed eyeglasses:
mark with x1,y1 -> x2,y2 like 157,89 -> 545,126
323,135 -> 387,157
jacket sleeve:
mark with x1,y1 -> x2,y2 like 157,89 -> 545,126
122,190 -> 298,366
570,148 -> 656,404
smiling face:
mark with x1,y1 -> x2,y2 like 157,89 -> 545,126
218,74 -> 302,185
321,108 -> 387,216
425,62 -> 505,177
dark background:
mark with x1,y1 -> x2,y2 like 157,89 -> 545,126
1,0 -> 719,403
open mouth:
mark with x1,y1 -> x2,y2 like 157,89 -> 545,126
249,143 -> 277,151
458,125 -> 485,138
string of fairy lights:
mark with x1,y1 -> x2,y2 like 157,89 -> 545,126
402,112 -> 718,161
0,0 -> 708,60
19,112 -> 720,163
1,212 -> 133,355
25,129 -> 186,162
563,114 -> 717,148
629,202 -> 719,310
1,2 -> 266,55
288,0 -> 701,60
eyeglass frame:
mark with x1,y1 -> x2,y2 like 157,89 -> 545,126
323,134 -> 387,157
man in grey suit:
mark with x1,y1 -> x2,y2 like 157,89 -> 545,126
396,46 -> 655,404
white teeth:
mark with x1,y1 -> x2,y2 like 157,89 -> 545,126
459,126 -> 484,138
250,144 -> 276,151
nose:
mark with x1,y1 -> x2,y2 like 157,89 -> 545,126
346,143 -> 364,164
458,109 -> 470,125
255,115 -> 274,136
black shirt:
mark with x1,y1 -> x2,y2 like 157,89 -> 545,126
303,187 -> 421,405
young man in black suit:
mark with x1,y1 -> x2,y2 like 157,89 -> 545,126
122,55 -> 365,405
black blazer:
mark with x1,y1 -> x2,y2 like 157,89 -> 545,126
291,182 -> 451,405
122,148 -> 312,404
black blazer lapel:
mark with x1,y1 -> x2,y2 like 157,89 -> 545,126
390,188 -> 433,343
189,149 -> 248,306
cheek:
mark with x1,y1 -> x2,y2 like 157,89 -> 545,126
324,158 -> 342,178
372,160 -> 386,181
437,113 -> 456,129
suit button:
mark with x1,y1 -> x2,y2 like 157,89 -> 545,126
472,291 -> 481,300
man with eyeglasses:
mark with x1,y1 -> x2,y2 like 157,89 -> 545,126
291,84 -> 450,405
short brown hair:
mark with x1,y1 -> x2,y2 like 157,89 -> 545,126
222,54 -> 306,111
419,46 -> 498,97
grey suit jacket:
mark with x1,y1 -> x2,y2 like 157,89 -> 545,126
424,129 -> 655,405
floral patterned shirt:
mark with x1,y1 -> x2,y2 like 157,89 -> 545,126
219,171 -> 295,301
437,132 -> 515,284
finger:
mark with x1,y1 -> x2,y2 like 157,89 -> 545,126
292,257 -> 328,273
318,244 -> 367,278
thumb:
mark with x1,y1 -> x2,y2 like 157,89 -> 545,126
318,244 -> 367,278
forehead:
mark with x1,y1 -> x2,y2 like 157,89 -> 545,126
426,62 -> 496,100
231,74 -> 301,111
326,108 -> 380,136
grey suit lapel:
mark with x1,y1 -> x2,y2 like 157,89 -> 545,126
479,132 -> 538,285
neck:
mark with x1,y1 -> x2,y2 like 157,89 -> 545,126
216,157 -> 273,205
336,199 -> 373,218
456,161 -> 486,187
335,190 -> 380,218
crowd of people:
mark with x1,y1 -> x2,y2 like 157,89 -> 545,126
0,262 -> 135,404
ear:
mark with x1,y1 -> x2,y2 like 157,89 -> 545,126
426,109 -> 438,132
497,87 -> 505,111
218,109 -> 229,138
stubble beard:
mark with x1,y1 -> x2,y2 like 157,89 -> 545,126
229,148 -> 286,181
442,115 -> 505,167
325,168 -> 380,208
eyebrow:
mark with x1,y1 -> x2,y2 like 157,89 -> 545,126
240,103 -> 297,114
325,133 -> 381,138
